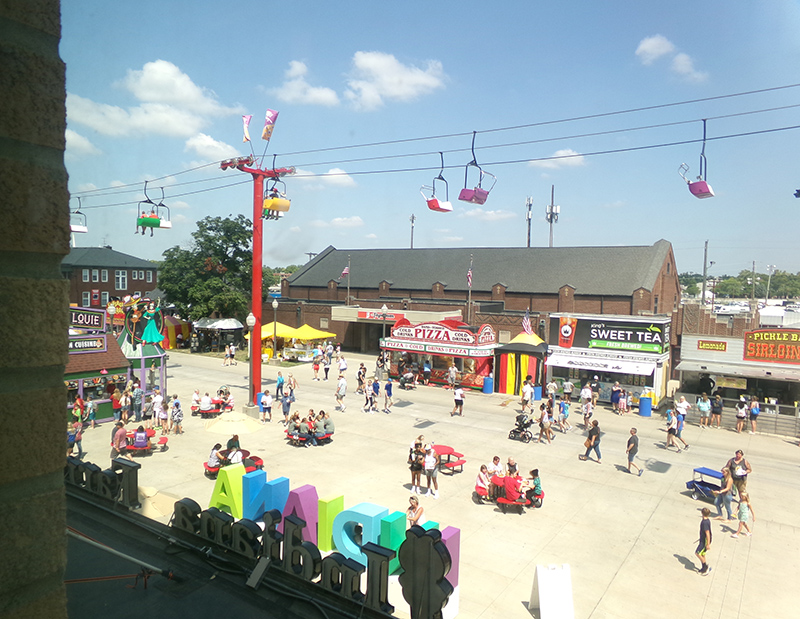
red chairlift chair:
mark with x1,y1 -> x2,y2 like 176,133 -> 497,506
421,152 -> 453,212
679,119 -> 715,199
458,132 -> 496,205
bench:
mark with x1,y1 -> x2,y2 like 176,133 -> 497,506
204,462 -> 220,479
191,406 -> 200,416
474,485 -> 490,504
157,436 -> 168,451
285,431 -> 332,447
443,459 -> 466,474
128,444 -> 152,456
496,497 -> 531,514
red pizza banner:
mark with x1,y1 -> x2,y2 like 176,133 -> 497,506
391,322 -> 496,346
744,329 -> 800,365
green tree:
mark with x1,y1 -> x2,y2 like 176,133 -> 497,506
685,281 -> 699,296
713,277 -> 744,298
159,215 -> 255,320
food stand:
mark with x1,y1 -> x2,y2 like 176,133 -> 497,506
66,307 -> 131,421
380,319 -> 497,390
494,331 -> 548,396
546,313 -> 671,406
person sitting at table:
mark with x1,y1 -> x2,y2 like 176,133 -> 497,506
475,464 -> 491,502
298,416 -> 318,447
226,434 -> 240,451
503,473 -> 527,504
133,425 -> 151,450
227,446 -> 243,465
208,443 -> 223,469
311,410 -> 328,442
487,455 -> 503,499
321,411 -> 335,436
286,412 -> 300,435
199,392 -> 213,415
407,495 -> 425,528
222,392 -> 234,411
505,457 -> 519,477
524,469 -> 544,507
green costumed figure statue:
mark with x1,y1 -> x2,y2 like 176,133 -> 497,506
140,302 -> 164,345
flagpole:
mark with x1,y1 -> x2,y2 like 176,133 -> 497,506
346,255 -> 351,306
467,254 -> 473,324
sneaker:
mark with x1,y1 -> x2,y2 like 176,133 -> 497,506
433,491 -> 439,499
731,533 -> 739,538
748,431 -> 754,434
638,470 -> 643,477
426,489 -> 432,496
684,445 -> 690,450
744,531 -> 751,537
702,567 -> 712,576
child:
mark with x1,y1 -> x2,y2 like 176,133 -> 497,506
696,508 -> 713,575
260,390 -> 272,423
558,395 -> 572,431
170,394 -> 183,435
84,396 -> 97,429
582,398 -> 593,429
732,492 -> 755,538
363,379 -> 376,414
618,390 -> 628,414
371,378 -> 381,412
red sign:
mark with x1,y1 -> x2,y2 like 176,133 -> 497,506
744,329 -> 800,365
391,322 -> 496,346
358,310 -> 405,321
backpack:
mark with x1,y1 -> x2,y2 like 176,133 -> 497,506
67,430 -> 77,445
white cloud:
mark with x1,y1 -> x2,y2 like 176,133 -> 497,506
170,200 -> 191,210
344,52 -> 445,111
75,182 -> 98,192
635,35 -> 675,65
671,53 -> 708,82
292,167 -> 357,188
365,233 -> 377,239
67,61 -> 242,137
528,148 -> 586,169
308,216 -> 363,229
65,129 -> 101,158
460,208 -> 516,221
270,61 -> 340,106
442,236 -> 463,243
289,226 -> 302,233
110,180 -> 126,187
184,133 -> 239,161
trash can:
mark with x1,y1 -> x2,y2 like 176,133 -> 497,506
482,376 -> 494,394
639,396 -> 652,417
533,386 -> 542,401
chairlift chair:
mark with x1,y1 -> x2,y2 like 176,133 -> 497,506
458,132 -> 496,205
136,184 -> 172,235
263,178 -> 291,220
679,119 -> 715,199
69,210 -> 88,234
421,152 -> 453,212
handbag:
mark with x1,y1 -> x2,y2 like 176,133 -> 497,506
584,438 -> 592,448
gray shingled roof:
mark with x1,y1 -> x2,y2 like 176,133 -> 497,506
61,247 -> 157,269
288,240 -> 672,296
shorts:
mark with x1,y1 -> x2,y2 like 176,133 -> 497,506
700,410 -> 710,418
425,467 -> 438,479
695,542 -> 708,556
627,451 -> 637,463
111,446 -> 127,459
559,414 -> 567,422
668,428 -> 677,435
749,413 -> 759,421
454,399 -> 463,407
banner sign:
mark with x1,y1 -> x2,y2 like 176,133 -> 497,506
391,322 -> 496,346
549,315 -> 670,355
698,340 -> 727,352
744,329 -> 800,365
69,307 -> 106,331
68,334 -> 107,354
381,338 -> 495,358
358,310 -> 405,321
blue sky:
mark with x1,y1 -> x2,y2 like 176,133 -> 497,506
62,1 -> 800,278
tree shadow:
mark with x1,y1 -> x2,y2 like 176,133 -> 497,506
674,554 -> 698,572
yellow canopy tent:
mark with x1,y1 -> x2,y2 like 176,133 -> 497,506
293,324 -> 336,341
243,321 -> 299,340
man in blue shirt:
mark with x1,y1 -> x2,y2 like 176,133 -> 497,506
384,378 -> 394,413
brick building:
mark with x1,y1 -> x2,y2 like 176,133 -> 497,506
61,246 -> 158,308
279,239 -> 681,351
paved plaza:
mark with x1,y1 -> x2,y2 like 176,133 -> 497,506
76,351 -> 800,619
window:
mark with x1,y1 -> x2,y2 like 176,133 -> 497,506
654,295 -> 659,314
92,269 -> 99,282
146,271 -> 153,283
101,291 -> 109,306
82,269 -> 89,282
139,270 -> 144,280
101,269 -> 108,282
134,291 -> 142,297
115,270 -> 127,290
82,291 -> 91,306
132,271 -> 138,280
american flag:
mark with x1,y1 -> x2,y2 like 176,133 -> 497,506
466,267 -> 472,289
522,309 -> 533,335
339,265 -> 350,280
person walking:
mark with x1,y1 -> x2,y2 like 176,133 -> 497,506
521,377 -> 533,414
561,377 -> 574,403
281,393 -> 292,425
110,421 -> 132,461
697,393 -> 711,428
335,374 -> 347,412
451,384 -> 465,416
626,428 -> 642,476
675,406 -> 690,450
695,508 -> 713,576
260,390 -> 272,423
323,354 -> 331,381
710,394 -> 723,428
384,377 -> 394,413
579,420 -> 602,463
447,362 -> 458,390
131,381 -> 143,423
731,492 -> 755,538
275,371 -> 285,398
665,408 -> 681,452
170,394 -> 183,434
120,389 -> 131,424
725,450 -> 752,495
589,375 -> 601,408
712,468 -> 735,521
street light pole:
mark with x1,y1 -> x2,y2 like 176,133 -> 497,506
245,312 -> 256,406
272,298 -> 279,363
766,264 -> 776,304
380,303 -> 388,340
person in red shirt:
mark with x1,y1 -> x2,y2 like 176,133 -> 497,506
503,474 -> 524,502
72,395 -> 85,423
110,422 -> 132,461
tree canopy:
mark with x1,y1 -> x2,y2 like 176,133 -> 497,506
158,215 -> 281,321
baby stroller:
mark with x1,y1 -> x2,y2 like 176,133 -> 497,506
508,413 -> 534,443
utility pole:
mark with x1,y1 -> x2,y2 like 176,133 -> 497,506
751,261 -> 757,310
409,214 -> 416,249
545,185 -> 559,248
525,197 -> 533,248
221,155 -> 295,407
701,240 -> 709,304
766,264 -> 777,304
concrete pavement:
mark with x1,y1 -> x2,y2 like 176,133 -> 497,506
76,350 -> 800,619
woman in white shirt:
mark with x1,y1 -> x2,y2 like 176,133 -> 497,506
407,496 -> 425,527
